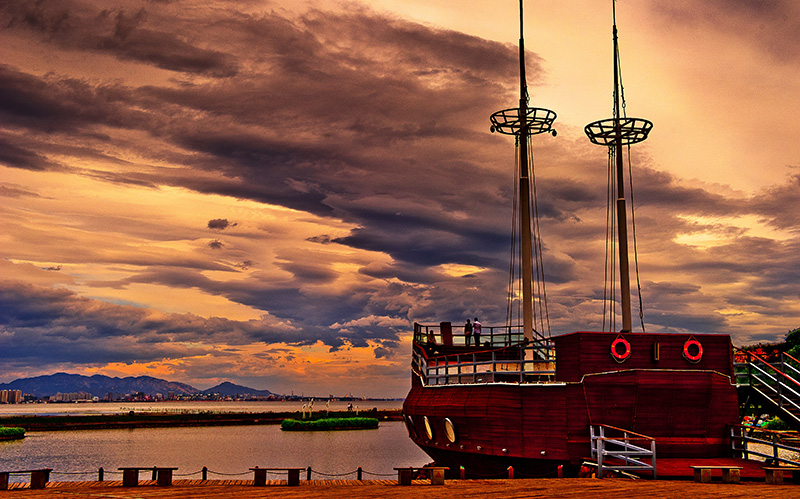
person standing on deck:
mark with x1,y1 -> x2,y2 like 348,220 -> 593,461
464,319 -> 473,346
473,318 -> 482,347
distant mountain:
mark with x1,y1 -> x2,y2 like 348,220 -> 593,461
0,372 -> 199,398
202,381 -> 273,397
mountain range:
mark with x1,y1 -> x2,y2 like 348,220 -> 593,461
0,373 -> 275,398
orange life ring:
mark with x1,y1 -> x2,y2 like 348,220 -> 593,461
610,336 -> 631,362
683,337 -> 703,363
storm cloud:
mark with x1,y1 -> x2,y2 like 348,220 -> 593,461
0,0 -> 798,396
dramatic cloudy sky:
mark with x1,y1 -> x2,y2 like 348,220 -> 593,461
1,0 -> 799,397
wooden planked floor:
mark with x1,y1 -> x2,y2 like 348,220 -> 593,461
1,478 -> 798,498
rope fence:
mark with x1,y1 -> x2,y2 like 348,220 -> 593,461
13,465 -> 410,483
4,464 -> 557,484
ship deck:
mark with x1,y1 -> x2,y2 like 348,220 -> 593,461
0,477 -> 797,498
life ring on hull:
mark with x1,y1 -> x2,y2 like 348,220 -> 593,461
683,337 -> 703,363
610,336 -> 632,362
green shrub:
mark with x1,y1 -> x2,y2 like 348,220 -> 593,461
762,417 -> 789,431
280,417 -> 379,431
0,426 -> 26,438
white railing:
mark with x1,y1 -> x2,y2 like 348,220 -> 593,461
735,350 -> 800,424
411,322 -> 555,385
590,425 -> 656,479
411,343 -> 555,386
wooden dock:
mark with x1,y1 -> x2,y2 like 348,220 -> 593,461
1,478 -> 798,498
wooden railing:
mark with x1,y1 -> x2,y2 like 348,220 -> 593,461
730,424 -> 800,467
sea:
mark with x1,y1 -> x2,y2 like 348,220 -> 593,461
0,400 -> 429,483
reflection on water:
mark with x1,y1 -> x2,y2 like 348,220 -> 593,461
0,422 -> 429,482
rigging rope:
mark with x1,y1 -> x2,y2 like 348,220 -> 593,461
528,136 -> 551,336
506,138 -> 521,329
616,24 -> 645,332
604,147 -> 617,332
627,144 -> 646,332
506,135 -> 550,339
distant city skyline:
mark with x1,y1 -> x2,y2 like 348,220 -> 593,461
1,0 -> 799,397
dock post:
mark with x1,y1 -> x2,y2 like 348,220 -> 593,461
508,466 -> 514,479
151,467 -> 157,480
357,467 -> 362,480
202,466 -> 208,480
30,470 -> 50,490
252,467 -> 267,486
307,466 -> 312,480
558,465 -> 563,478
460,466 -> 465,479
98,467 -> 104,482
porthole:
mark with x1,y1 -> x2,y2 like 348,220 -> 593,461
404,415 -> 417,439
423,416 -> 434,440
443,418 -> 456,443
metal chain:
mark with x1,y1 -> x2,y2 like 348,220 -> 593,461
361,470 -> 396,477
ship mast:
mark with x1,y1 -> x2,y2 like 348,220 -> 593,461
490,0 -> 556,342
585,0 -> 652,333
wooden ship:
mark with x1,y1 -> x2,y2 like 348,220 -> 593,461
402,0 -> 739,477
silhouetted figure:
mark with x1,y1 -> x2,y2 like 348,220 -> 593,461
464,319 -> 473,346
473,318 -> 482,346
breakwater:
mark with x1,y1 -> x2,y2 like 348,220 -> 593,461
0,409 -> 401,432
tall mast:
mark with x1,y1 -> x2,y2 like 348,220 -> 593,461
585,0 -> 652,333
517,0 -> 535,343
491,0 -> 556,342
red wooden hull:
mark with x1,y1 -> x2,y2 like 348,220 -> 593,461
402,331 -> 740,477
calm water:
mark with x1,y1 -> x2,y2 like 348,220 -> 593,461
0,400 -> 402,417
0,422 -> 429,482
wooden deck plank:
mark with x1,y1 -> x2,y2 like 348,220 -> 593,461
0,478 -> 797,498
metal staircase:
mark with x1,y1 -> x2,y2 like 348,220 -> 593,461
735,350 -> 800,429
589,425 -> 656,478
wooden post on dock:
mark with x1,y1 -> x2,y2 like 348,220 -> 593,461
98,467 -> 104,482
306,466 -> 312,480
508,466 -> 514,479
460,466 -> 465,479
202,467 -> 208,480
357,467 -> 363,480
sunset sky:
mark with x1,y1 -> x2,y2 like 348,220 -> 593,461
1,0 -> 799,398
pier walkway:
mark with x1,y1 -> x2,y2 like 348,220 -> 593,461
1,478 -> 798,498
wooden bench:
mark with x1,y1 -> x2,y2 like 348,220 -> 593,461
689,465 -> 743,483
394,466 -> 449,485
764,466 -> 800,485
249,467 -> 305,486
0,469 -> 52,490
118,467 -> 178,487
